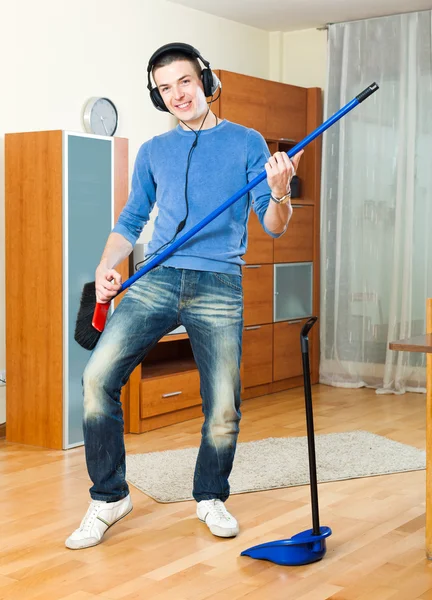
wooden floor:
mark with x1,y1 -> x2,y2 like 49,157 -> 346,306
1,384 -> 432,600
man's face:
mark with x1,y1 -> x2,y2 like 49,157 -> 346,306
153,59 -> 208,123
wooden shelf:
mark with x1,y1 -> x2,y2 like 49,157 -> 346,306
160,332 -> 189,343
266,137 -> 296,144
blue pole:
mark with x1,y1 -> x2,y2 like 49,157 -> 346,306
120,83 -> 379,292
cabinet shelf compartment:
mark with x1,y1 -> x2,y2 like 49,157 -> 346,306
141,338 -> 196,379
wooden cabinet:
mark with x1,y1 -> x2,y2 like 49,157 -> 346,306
242,325 -> 273,388
265,80 -> 307,141
274,204 -> 314,263
243,211 -> 273,264
273,320 -> 307,381
212,71 -> 307,143
5,131 -> 129,449
212,71 -> 268,134
243,265 -> 274,326
217,69 -> 323,400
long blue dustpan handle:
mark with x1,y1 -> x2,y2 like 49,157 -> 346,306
119,82 -> 379,292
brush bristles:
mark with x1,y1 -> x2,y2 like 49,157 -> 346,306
74,282 -> 102,350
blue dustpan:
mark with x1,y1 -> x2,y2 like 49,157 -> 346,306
241,318 -> 333,566
240,526 -> 332,566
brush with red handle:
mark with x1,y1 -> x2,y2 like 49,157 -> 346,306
74,82 -> 379,351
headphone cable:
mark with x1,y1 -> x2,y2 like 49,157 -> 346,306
134,106 -> 211,271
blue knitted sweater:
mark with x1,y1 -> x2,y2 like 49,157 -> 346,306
113,120 -> 279,274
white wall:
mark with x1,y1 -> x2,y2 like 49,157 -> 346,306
272,28 -> 328,89
0,0 -> 270,424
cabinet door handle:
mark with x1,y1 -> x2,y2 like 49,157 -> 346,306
288,320 -> 303,324
245,265 -> 262,269
162,391 -> 182,398
292,204 -> 305,208
245,325 -> 262,331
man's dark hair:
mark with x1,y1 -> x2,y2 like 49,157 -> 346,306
152,51 -> 202,79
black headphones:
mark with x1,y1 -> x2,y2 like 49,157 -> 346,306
147,42 -> 221,112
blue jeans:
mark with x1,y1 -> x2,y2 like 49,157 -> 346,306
82,266 -> 243,503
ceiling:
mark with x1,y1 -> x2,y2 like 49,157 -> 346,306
167,0 -> 432,32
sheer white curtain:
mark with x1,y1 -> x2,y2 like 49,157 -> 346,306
320,11 -> 432,393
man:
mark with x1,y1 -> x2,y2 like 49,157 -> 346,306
66,42 -> 302,550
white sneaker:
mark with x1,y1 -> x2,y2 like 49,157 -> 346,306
65,494 -> 133,550
196,499 -> 239,538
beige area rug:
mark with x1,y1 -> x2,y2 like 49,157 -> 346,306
126,431 -> 426,503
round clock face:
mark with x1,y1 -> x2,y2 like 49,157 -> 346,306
83,97 -> 118,136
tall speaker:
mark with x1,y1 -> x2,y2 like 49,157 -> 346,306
5,131 -> 128,449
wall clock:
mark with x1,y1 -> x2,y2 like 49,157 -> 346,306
82,97 -> 118,136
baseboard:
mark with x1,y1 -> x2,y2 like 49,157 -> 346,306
0,423 -> 5,439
